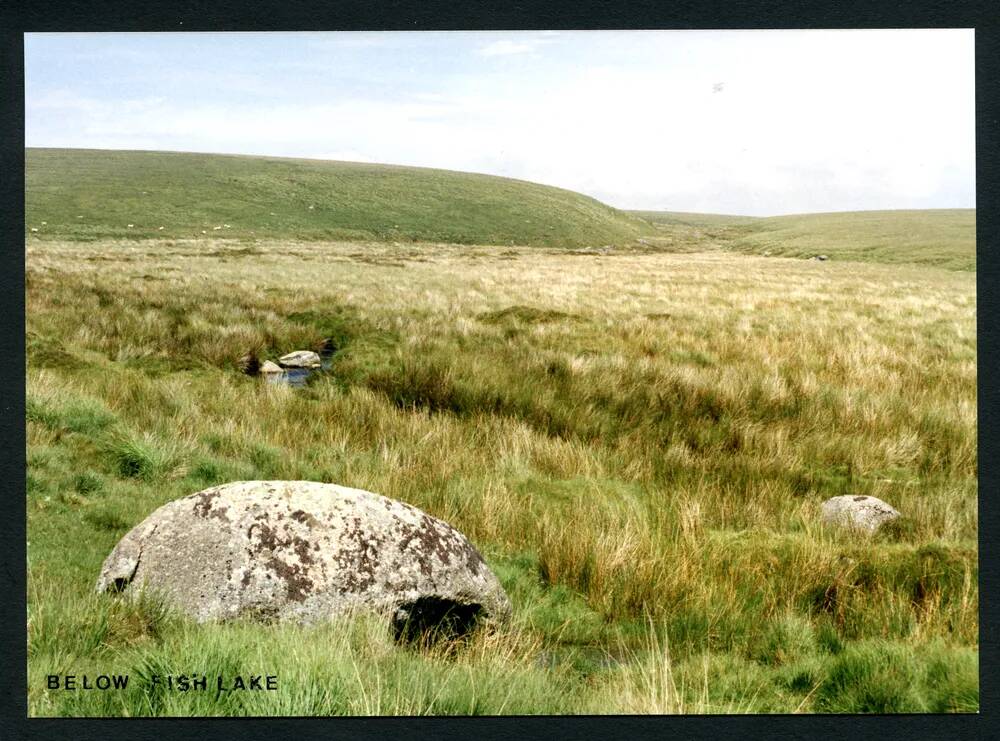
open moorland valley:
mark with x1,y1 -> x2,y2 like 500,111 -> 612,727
26,148 -> 977,715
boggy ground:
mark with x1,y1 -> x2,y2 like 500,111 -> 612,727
26,239 -> 977,715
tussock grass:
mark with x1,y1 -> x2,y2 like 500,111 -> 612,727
26,238 -> 976,714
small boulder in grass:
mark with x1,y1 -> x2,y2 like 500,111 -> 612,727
279,350 -> 321,369
821,495 -> 900,534
259,360 -> 283,374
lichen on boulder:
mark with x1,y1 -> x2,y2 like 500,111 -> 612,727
95,481 -> 512,635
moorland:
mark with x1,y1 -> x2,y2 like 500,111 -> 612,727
26,149 -> 977,715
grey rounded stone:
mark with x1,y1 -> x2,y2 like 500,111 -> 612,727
259,360 -> 283,374
278,350 -> 321,368
95,481 -> 512,632
820,495 -> 900,534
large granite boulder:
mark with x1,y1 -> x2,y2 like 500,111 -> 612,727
95,481 -> 511,636
820,495 -> 900,534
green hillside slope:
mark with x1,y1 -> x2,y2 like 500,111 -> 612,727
25,148 -> 651,247
735,210 -> 976,270
632,208 -> 976,270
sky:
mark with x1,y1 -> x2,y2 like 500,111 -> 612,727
24,30 -> 975,216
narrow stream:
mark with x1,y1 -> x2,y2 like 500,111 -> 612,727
264,350 -> 335,387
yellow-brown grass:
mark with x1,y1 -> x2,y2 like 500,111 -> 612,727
26,239 -> 977,714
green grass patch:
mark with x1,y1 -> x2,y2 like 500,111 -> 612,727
104,432 -> 179,482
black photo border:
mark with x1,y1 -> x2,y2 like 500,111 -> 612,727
1,2 -> 996,740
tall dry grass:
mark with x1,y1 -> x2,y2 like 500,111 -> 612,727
26,239 -> 977,714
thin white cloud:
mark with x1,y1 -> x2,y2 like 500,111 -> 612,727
477,40 -> 539,57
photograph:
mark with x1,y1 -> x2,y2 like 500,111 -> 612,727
24,29 -> 977,716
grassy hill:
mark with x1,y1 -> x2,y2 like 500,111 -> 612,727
632,208 -> 976,270
729,210 -> 976,271
25,148 -> 652,247
28,149 -> 975,269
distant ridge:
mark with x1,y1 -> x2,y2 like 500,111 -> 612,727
25,148 -> 651,247
627,210 -> 760,228
630,208 -> 975,270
